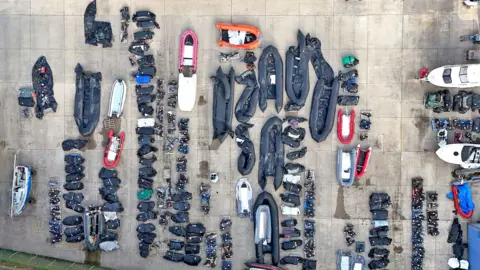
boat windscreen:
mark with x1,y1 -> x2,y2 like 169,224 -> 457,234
461,146 -> 474,162
443,68 -> 452,84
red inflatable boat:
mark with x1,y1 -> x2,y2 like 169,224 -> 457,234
103,130 -> 125,168
355,145 -> 371,178
337,109 -> 355,144
216,23 -> 261,50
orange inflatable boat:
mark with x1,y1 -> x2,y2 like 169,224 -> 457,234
216,23 -> 261,50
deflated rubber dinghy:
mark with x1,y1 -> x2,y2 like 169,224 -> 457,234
178,30 -> 198,112
235,124 -> 256,175
212,67 -> 235,143
216,22 -> 261,50
108,79 -> 126,118
259,117 -> 284,190
355,145 -> 372,178
337,148 -> 356,186
103,130 -> 125,168
436,143 -> 480,169
32,56 -> 57,119
236,178 -> 253,218
285,30 -> 311,111
253,191 -> 280,266
84,0 -> 112,48
235,70 -> 259,123
308,34 -> 338,143
74,64 -> 101,136
337,109 -> 355,144
258,45 -> 283,113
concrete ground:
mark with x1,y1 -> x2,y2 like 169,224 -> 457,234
0,0 -> 479,269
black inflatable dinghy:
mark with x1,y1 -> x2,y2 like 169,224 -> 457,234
253,191 -> 280,266
74,64 -> 101,136
212,66 -> 235,143
32,56 -> 57,119
235,124 -> 256,175
259,117 -> 284,190
285,30 -> 311,111
258,45 -> 283,113
307,34 -> 338,143
235,70 -> 259,123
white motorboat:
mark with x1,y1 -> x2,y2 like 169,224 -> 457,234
178,30 -> 198,112
426,64 -> 480,88
11,154 -> 33,216
108,79 -> 126,118
337,148 -> 356,186
236,178 -> 253,218
436,143 -> 480,169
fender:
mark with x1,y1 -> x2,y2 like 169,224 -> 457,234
337,109 -> 355,144
355,145 -> 372,178
103,130 -> 125,168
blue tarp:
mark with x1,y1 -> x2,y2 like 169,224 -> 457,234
447,184 -> 475,214
136,75 -> 151,84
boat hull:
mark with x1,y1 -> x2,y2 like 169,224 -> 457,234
178,74 -> 197,111
355,145 -> 372,178
337,109 -> 355,144
427,65 -> 480,88
108,79 -> 126,118
236,178 -> 253,218
436,143 -> 480,169
216,22 -> 261,50
103,130 -> 125,168
337,148 -> 356,186
11,166 -> 32,216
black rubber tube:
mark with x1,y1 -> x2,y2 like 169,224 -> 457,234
285,30 -> 310,108
258,117 -> 284,190
74,63 -> 101,136
309,78 -> 339,142
212,67 -> 234,143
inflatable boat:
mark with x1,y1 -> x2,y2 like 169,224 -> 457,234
355,145 -> 372,178
258,45 -> 283,113
216,23 -> 261,50
307,34 -> 337,143
235,70 -> 259,123
337,109 -> 355,144
436,143 -> 480,169
235,124 -> 256,175
426,64 -> 480,88
83,206 -> 105,251
285,30 -> 310,110
258,117 -> 284,190
337,148 -> 356,186
253,191 -> 279,266
74,64 -> 101,136
108,79 -> 126,118
11,161 -> 33,216
178,30 -> 198,112
236,178 -> 253,218
103,130 -> 125,168
212,67 -> 235,143
310,78 -> 339,142
32,56 -> 57,119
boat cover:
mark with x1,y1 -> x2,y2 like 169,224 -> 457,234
259,117 -> 284,190
253,191 -> 280,266
337,148 -> 356,186
258,45 -> 283,113
212,67 -> 235,143
32,56 -> 57,119
448,184 -> 474,218
307,34 -> 338,142
235,124 -> 255,175
84,0 -> 112,48
235,70 -> 259,123
285,30 -> 311,110
74,64 -> 101,136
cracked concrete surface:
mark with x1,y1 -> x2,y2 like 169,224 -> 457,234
0,0 -> 479,269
